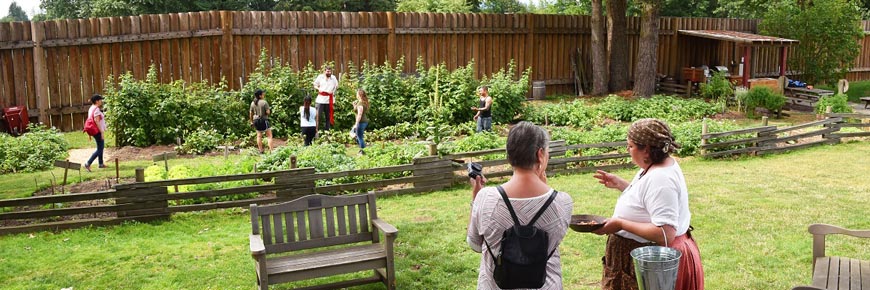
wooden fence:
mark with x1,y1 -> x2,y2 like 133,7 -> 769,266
0,139 -> 636,235
700,113 -> 870,158
6,12 -> 870,132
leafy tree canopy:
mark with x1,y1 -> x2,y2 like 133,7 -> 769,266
760,0 -> 864,84
396,0 -> 471,12
1,2 -> 29,22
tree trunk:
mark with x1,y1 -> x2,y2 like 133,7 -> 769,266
607,0 -> 630,92
633,0 -> 661,97
591,0 -> 609,95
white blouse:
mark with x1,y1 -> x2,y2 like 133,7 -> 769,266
299,106 -> 317,127
612,160 -> 692,243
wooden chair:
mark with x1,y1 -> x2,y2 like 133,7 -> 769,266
791,224 -> 870,290
249,193 -> 397,290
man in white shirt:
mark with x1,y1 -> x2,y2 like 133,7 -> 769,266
312,67 -> 338,130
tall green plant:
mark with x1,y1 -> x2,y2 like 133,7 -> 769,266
699,71 -> 734,110
760,0 -> 863,85
739,87 -> 786,118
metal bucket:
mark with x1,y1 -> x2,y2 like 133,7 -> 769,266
631,246 -> 682,290
532,81 -> 546,100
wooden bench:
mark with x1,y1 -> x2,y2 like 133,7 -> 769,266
249,193 -> 397,290
860,97 -> 870,109
792,224 -> 870,290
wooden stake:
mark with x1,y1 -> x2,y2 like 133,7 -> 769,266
761,116 -> 768,126
135,168 -> 145,182
290,155 -> 297,169
700,118 -> 708,156
115,158 -> 119,183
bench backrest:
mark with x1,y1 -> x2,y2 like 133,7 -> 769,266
251,193 -> 379,253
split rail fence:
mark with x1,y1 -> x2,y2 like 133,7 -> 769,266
700,113 -> 870,158
6,12 -> 870,132
0,139 -> 634,235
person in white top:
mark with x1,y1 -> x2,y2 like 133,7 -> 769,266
84,94 -> 108,172
299,95 -> 318,146
592,118 -> 704,290
467,121 -> 574,290
312,67 -> 338,131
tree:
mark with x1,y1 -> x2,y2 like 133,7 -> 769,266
2,2 -> 29,22
633,0 -> 661,97
607,0 -> 630,91
760,0 -> 863,85
396,0 -> 471,12
590,0 -> 608,95
479,0 -> 527,13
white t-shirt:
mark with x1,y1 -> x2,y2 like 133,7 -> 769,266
313,74 -> 338,104
88,105 -> 107,132
299,106 -> 317,127
612,160 -> 692,243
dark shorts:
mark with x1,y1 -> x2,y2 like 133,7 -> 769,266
254,118 -> 270,132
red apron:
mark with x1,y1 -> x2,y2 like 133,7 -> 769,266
318,91 -> 334,125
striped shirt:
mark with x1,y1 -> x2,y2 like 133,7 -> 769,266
467,187 -> 574,290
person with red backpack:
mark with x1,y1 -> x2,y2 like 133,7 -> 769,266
467,122 -> 574,289
83,94 -> 107,172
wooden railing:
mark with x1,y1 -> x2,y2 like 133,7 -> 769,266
700,113 -> 870,158
0,139 -> 631,235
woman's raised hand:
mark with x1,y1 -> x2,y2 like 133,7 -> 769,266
593,170 -> 628,191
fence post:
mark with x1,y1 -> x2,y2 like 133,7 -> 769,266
526,14 -> 536,92
115,186 -> 170,222
428,143 -> 437,156
387,12 -> 397,65
290,155 -> 297,169
412,157 -> 454,195
274,168 -> 315,199
135,168 -> 145,182
700,118 -> 708,156
761,116 -> 768,126
220,11 -> 235,90
31,21 -> 50,125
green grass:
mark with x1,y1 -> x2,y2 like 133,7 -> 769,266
0,155 -> 251,200
63,131 -> 116,149
818,80 -> 870,103
0,142 -> 867,289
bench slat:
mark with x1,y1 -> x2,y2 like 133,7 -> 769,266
273,213 -> 284,244
262,214 -> 273,245
814,257 -> 831,288
861,260 -> 870,289
359,203 -> 369,234
297,211 -> 308,241
840,257 -> 850,289
828,257 -> 840,289
348,205 -> 358,234
326,207 -> 336,237
265,232 -> 373,254
309,208 -> 324,239
337,206 -> 347,236
285,212 -> 295,242
850,258 -> 860,290
267,244 -> 385,271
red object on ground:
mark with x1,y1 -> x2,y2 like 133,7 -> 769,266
2,106 -> 30,136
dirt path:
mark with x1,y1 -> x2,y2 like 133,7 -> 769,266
68,138 -> 289,165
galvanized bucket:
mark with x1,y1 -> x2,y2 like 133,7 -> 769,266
630,246 -> 682,290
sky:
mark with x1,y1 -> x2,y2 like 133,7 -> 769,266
0,0 -> 41,19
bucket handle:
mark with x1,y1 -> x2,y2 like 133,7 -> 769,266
660,226 -> 668,248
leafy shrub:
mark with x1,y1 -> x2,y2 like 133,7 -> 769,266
525,99 -> 601,128
699,71 -> 734,109
598,95 -> 719,122
440,131 -> 506,159
176,129 -> 223,155
105,66 -> 248,146
549,124 -> 628,157
670,120 -> 745,157
483,60 -> 531,124
144,165 -> 166,182
814,94 -> 853,114
0,124 -> 69,174
739,87 -> 786,118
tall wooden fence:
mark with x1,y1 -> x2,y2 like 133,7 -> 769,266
700,113 -> 870,158
4,12 -> 870,132
0,139 -> 637,235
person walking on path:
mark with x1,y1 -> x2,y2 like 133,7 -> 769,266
249,89 -> 273,154
353,89 -> 370,155
472,86 -> 493,132
84,94 -> 107,172
300,95 -> 318,146
592,118 -> 705,290
313,67 -> 339,131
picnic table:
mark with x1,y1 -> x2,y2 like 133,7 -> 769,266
784,87 -> 836,110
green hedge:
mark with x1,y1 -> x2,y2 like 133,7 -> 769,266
0,124 -> 69,174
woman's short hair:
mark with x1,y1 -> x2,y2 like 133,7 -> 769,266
506,121 -> 549,170
90,94 -> 103,104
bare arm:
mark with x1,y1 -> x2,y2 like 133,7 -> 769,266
355,105 -> 363,126
593,170 -> 630,191
594,219 -> 677,246
481,96 -> 493,111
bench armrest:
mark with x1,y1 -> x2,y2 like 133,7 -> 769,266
372,218 -> 398,237
250,234 -> 266,256
807,224 -> 870,260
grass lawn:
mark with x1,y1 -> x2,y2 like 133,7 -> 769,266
0,142 -> 867,289
63,131 -> 116,149
818,80 -> 870,103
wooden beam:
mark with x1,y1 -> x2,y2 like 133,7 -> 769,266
0,40 -> 35,50
40,29 -> 223,47
31,21 -> 50,125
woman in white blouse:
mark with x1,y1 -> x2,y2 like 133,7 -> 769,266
592,118 -> 704,290
467,121 -> 574,290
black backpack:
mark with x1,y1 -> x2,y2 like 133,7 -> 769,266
484,186 -> 558,289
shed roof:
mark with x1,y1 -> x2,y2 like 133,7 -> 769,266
678,30 -> 799,46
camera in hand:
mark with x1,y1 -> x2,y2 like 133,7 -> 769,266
467,162 -> 483,179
